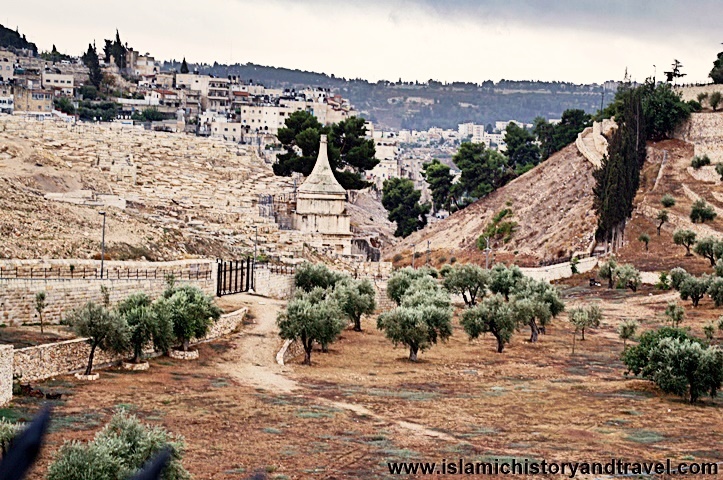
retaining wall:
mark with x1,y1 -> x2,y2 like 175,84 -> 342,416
254,267 -> 295,299
11,307 -> 247,385
0,260 -> 215,326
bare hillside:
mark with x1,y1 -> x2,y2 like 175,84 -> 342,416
385,144 -> 598,266
617,112 -> 723,273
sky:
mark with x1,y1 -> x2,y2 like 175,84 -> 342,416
4,0 -> 721,84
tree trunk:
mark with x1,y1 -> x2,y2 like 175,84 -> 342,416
409,345 -> 418,362
529,319 -> 539,343
85,343 -> 97,375
493,333 -> 505,353
657,221 -> 663,235
39,313 -> 44,334
133,345 -> 142,363
353,317 -> 362,332
462,293 -> 470,307
608,276 -> 614,289
321,342 -> 329,353
182,338 -> 190,352
581,327 -> 586,341
572,333 -> 576,355
303,339 -> 313,365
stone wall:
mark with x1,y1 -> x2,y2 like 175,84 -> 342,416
0,346 -> 12,406
254,266 -> 295,299
674,112 -> 723,163
676,85 -> 723,103
12,307 -> 247,384
0,260 -> 215,326
520,256 -> 599,282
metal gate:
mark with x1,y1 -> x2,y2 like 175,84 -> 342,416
216,258 -> 254,296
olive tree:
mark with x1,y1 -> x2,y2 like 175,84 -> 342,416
614,264 -> 642,292
294,262 -> 345,292
618,319 -> 639,350
35,291 -> 47,334
441,263 -> 489,307
598,257 -> 618,289
115,293 -> 174,364
163,285 -> 222,352
47,410 -> 190,480
673,229 -> 697,255
277,288 -> 345,365
703,321 -> 716,342
679,275 -> 711,307
461,294 -> 516,353
638,233 -> 650,251
656,210 -> 669,236
377,277 -> 452,361
332,278 -> 376,331
690,199 -> 717,223
660,194 -> 676,208
386,266 -> 438,305
708,277 -> 723,307
511,276 -> 565,342
669,267 -> 689,290
568,304 -> 602,353
664,301 -> 685,327
647,338 -> 723,403
693,236 -> 723,266
66,302 -> 129,376
488,263 -> 523,300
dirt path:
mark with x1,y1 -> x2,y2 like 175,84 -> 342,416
215,293 -> 458,442
216,293 -> 299,393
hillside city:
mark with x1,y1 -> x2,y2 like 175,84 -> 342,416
1,14 -> 723,480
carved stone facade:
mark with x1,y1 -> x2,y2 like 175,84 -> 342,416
293,135 -> 352,255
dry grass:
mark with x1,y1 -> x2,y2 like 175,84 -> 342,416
9,281 -> 721,479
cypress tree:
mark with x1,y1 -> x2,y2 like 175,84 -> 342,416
593,84 -> 647,249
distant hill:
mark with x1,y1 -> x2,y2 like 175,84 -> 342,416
0,24 -> 37,54
163,60 -> 613,130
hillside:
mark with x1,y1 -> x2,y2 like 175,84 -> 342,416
0,24 -> 37,53
385,143 -> 598,267
616,112 -> 723,274
166,61 -> 611,130
385,111 -> 723,273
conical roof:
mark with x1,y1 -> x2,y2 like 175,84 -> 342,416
297,134 -> 346,195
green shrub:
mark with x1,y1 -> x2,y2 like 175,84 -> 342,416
622,327 -> 697,378
664,301 -> 685,327
660,194 -> 676,208
690,199 -> 717,223
162,285 -> 222,352
691,155 -> 711,169
47,410 -> 190,480
656,271 -> 671,290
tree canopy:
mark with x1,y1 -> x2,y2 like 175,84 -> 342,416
451,142 -> 511,203
422,159 -> 455,212
272,112 -> 377,190
82,44 -> 103,89
710,51 -> 723,84
503,123 -> 540,174
593,83 -> 646,245
381,177 -> 430,237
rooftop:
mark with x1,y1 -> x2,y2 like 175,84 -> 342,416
297,134 -> 346,196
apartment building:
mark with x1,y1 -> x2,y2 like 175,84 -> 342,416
41,72 -> 74,96
13,85 -> 53,115
0,50 -> 17,82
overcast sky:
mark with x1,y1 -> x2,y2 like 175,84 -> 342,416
4,0 -> 721,84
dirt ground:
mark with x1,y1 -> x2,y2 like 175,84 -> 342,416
6,284 -> 721,480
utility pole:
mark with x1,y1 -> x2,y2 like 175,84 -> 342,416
99,211 -> 107,279
483,236 -> 491,270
